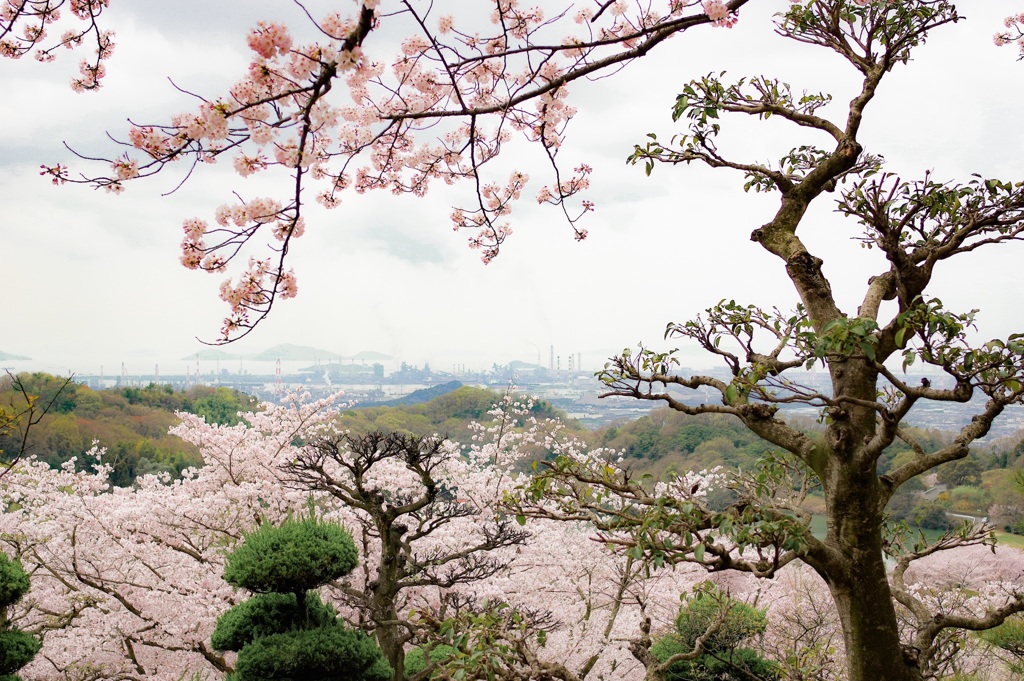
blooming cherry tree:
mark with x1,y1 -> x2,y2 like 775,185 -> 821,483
0,390 -> 719,681
0,395 -> 339,680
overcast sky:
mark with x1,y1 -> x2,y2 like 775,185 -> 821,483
2,1 -> 1022,377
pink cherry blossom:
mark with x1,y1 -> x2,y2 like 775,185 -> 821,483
17,0 -> 767,340
246,20 -> 292,59
703,0 -> 738,28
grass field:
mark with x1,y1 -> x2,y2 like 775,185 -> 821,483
993,531 -> 1024,550
807,515 -> 1024,552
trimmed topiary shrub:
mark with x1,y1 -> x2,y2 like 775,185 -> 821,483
234,626 -> 392,681
211,592 -> 339,651
223,515 -> 358,595
0,552 -> 40,681
212,514 -> 390,681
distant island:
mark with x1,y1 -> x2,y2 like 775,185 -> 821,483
0,350 -> 31,361
182,344 -> 393,362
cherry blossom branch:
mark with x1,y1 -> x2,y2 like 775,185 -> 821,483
995,12 -> 1024,58
0,0 -> 114,90
39,0 -> 753,341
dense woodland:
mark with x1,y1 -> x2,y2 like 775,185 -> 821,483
0,373 -> 256,485
4,373 -> 1024,537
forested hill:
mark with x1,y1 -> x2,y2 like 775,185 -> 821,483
592,409 -> 955,476
596,406 -> 1024,537
0,376 -> 576,487
0,373 -> 257,486
339,385 -> 578,443
5,374 -> 1024,535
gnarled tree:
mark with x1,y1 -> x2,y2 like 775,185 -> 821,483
516,2 -> 1024,681
283,430 -> 529,680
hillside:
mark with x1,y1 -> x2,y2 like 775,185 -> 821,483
0,375 -> 577,486
6,373 -> 1024,535
0,374 -> 257,486
340,385 -> 581,443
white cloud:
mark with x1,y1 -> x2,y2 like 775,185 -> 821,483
2,1 -> 1022,374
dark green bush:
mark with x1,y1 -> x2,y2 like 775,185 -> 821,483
0,630 -> 41,676
234,626 -> 392,681
0,552 -> 38,681
211,592 -> 338,651
651,583 -> 778,681
214,515 -> 389,681
223,516 -> 358,594
0,554 -> 29,607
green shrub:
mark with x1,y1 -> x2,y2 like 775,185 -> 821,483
211,592 -> 338,651
223,516 -> 358,594
0,554 -> 29,607
0,630 -> 41,677
234,626 -> 392,681
403,644 -> 458,677
651,583 -> 778,681
213,515 -> 389,681
0,552 -> 39,681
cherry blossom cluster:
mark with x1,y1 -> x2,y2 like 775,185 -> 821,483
996,13 -> 1024,57
0,383 -> 801,681
38,162 -> 68,185
43,0 -> 749,341
214,258 -> 299,339
0,395 -> 348,679
5,385 -> 1024,679
896,543 -> 1024,678
0,0 -> 114,90
758,565 -> 846,681
452,171 -> 528,263
536,163 -> 594,240
702,0 -> 737,28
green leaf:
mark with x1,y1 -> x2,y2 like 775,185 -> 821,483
515,514 -> 526,526
694,544 -> 705,563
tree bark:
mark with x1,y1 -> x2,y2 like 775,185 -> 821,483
373,594 -> 405,681
818,442 -> 921,681
371,518 -> 407,681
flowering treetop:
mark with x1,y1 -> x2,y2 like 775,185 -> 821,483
996,12 -> 1024,55
0,389 -> 718,681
